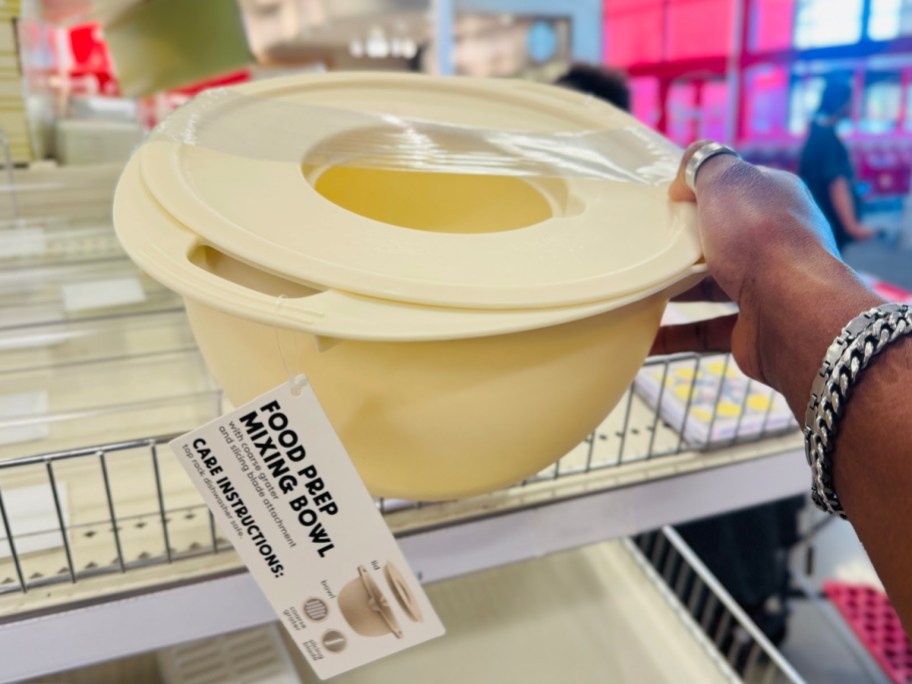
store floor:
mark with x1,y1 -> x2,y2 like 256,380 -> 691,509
780,511 -> 893,684
780,598 -> 893,684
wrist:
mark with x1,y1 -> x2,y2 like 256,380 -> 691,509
804,304 -> 912,517
743,252 -> 882,415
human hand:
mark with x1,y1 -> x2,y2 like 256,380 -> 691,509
843,222 -> 879,241
857,224 -> 880,241
652,141 -> 877,408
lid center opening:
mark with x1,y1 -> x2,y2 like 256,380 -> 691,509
307,165 -> 555,234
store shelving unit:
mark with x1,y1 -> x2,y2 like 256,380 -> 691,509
0,117 -> 813,682
0,342 -> 811,681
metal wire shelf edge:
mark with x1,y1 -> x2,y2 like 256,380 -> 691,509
0,392 -> 220,440
0,544 -> 234,598
0,350 -> 801,599
0,255 -> 138,282
627,527 -> 807,684
0,417 -> 798,475
0,565 -> 249,627
0,433 -> 187,469
0,442 -> 804,600
0,344 -> 203,379
623,538 -> 742,682
382,445 -> 804,544
0,304 -> 186,337
0,348 -> 794,467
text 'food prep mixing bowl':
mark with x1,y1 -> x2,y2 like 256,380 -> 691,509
114,73 -> 705,500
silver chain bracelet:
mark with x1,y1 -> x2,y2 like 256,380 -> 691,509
804,303 -> 912,518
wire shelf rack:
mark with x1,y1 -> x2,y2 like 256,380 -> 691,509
630,527 -> 806,684
0,351 -> 801,603
0,142 -> 812,683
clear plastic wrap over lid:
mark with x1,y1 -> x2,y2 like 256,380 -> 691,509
134,74 -> 701,310
149,87 -> 681,184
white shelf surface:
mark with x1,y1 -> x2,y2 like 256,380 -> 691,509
296,541 -> 732,683
0,443 -> 808,683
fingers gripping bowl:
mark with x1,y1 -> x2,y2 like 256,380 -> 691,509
114,73 -> 704,501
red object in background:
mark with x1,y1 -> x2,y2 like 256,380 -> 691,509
749,0 -> 795,51
605,0 -> 912,199
666,80 -> 697,145
663,78 -> 730,146
744,64 -> 789,137
699,80 -> 730,140
170,69 -> 251,97
630,76 -> 661,126
603,0 -> 664,66
824,582 -> 912,684
69,23 -> 111,73
605,0 -> 736,66
66,22 -> 249,102
849,139 -> 912,197
68,23 -> 117,95
667,0 -> 735,59
605,0 -> 736,137
863,270 -> 912,303
604,0 -> 657,8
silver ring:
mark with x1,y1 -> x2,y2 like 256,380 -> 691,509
684,142 -> 739,193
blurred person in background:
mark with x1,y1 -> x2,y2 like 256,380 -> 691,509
555,64 -> 631,112
799,78 -> 877,252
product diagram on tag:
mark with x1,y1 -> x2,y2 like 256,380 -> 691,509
338,565 -> 403,638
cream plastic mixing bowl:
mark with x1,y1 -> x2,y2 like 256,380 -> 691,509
114,73 -> 704,500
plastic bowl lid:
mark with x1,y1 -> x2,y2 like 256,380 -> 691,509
135,72 -> 701,310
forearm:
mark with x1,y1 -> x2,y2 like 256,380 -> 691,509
745,252 -> 912,630
672,144 -> 912,630
748,252 -> 881,415
834,336 -> 912,633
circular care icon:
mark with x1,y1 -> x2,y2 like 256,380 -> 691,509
322,630 -> 347,653
303,597 -> 329,621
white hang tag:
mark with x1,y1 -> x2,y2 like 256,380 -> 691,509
169,376 -> 444,680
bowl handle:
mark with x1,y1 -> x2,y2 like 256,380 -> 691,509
136,207 -> 712,343
141,222 -> 345,335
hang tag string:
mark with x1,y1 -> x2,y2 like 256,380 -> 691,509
274,295 -> 308,397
